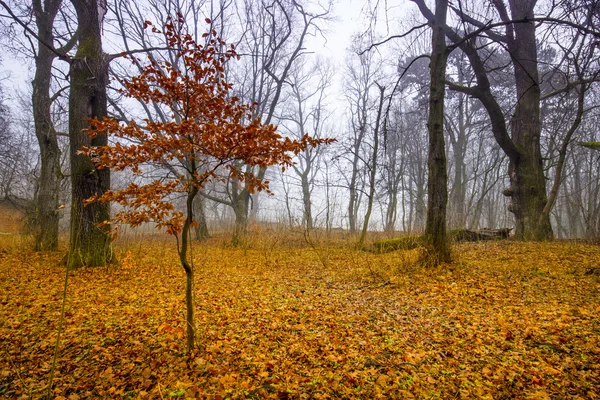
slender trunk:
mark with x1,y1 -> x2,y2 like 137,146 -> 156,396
67,0 -> 112,268
448,87 -> 467,229
539,86 -> 585,230
300,172 -> 313,231
179,186 -> 198,353
325,163 -> 332,234
348,113 -> 367,234
348,161 -> 360,233
414,166 -> 427,232
422,0 -> 451,265
358,85 -> 385,248
385,187 -> 398,233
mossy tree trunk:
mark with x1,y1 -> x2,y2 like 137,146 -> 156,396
67,0 -> 112,268
421,0 -> 451,265
503,1 -> 551,240
31,0 -> 75,251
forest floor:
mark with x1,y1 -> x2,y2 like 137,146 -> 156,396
0,233 -> 599,399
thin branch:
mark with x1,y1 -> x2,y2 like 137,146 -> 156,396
359,23 -> 429,54
0,0 -> 71,62
106,46 -> 173,62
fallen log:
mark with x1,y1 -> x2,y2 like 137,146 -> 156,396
453,228 -> 512,242
366,228 -> 512,254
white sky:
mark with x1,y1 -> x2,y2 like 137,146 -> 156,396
1,0 -> 418,109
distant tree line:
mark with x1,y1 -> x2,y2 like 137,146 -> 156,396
0,0 -> 599,267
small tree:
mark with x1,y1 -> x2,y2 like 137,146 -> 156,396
82,15 -> 331,353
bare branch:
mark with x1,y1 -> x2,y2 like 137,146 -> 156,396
0,0 -> 71,62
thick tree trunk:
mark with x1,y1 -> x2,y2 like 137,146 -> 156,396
32,0 -> 64,251
503,1 -> 552,240
33,47 -> 61,251
67,0 -> 112,268
422,0 -> 451,265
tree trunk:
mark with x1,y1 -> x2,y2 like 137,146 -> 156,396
358,84 -> 385,248
422,0 -> 451,265
348,156 -> 360,233
503,1 -> 552,240
32,0 -> 65,251
348,105 -> 368,234
385,186 -> 398,233
67,0 -> 112,268
179,186 -> 198,353
33,48 -> 61,252
232,193 -> 249,246
193,195 -> 210,241
300,171 -> 313,231
447,71 -> 468,230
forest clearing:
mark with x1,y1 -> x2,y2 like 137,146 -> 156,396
1,235 -> 599,399
1,0 -> 600,398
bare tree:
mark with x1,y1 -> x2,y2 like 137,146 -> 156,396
411,0 -> 600,240
278,59 -> 332,231
0,0 -> 77,250
342,37 -> 382,234
357,83 -> 385,247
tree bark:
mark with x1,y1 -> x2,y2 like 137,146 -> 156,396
301,169 -> 313,231
193,195 -> 210,241
446,60 -> 468,229
421,0 -> 451,265
231,176 -> 250,246
31,0 -> 67,251
504,0 -> 552,240
67,0 -> 112,268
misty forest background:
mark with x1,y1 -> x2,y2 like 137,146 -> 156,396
0,0 -> 599,245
